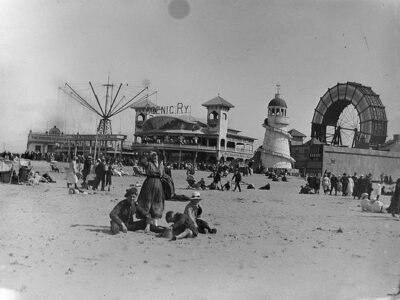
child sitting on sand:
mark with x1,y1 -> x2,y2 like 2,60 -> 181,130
165,210 -> 199,241
184,191 -> 217,234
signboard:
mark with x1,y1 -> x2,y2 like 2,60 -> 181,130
145,102 -> 191,115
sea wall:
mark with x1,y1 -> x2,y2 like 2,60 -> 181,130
322,146 -> 400,180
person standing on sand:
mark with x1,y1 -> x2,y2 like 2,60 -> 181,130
136,151 -> 165,232
82,156 -> 92,184
387,178 -> 400,218
67,156 -> 79,189
105,165 -> 113,192
232,169 -> 242,192
93,158 -> 106,191
330,174 -> 338,196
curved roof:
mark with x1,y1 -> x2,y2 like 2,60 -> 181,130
268,94 -> 287,108
311,82 -> 387,145
202,96 -> 234,108
49,126 -> 61,135
130,99 -> 158,109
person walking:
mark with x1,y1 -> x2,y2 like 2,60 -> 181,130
232,169 -> 242,192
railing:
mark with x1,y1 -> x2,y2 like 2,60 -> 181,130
131,142 -> 254,156
131,142 -> 217,151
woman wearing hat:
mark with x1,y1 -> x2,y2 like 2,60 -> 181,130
136,151 -> 165,232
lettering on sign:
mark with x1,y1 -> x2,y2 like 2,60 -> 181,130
145,102 -> 191,115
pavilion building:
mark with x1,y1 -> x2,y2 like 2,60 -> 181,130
130,96 -> 256,164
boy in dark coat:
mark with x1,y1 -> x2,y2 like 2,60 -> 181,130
109,187 -> 164,234
165,210 -> 199,241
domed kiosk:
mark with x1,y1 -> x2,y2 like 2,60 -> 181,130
261,87 -> 295,169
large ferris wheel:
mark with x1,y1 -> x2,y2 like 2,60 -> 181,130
311,82 -> 387,148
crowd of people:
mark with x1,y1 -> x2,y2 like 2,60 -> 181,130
298,170 -> 400,220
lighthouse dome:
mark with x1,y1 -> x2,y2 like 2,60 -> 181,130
268,94 -> 287,108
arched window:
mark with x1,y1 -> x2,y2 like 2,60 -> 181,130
222,113 -> 227,120
209,111 -> 219,120
137,113 -> 145,122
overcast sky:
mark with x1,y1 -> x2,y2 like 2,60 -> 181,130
0,0 -> 399,152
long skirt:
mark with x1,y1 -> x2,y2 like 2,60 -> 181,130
137,177 -> 164,222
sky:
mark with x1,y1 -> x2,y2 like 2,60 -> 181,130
0,0 -> 399,152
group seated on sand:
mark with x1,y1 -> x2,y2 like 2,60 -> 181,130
109,189 -> 217,241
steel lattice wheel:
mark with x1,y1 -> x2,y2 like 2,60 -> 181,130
311,82 -> 387,148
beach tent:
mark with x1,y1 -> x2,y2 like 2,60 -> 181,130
0,159 -> 13,183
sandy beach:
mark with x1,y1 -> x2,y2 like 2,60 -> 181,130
1,160 -> 400,300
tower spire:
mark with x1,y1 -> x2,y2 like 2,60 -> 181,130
276,84 -> 281,97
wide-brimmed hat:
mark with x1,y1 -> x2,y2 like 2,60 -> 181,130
125,187 -> 138,197
191,191 -> 201,201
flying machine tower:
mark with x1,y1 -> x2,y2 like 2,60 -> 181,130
62,78 -> 156,135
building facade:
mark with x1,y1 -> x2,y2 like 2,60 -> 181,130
27,126 -> 126,160
130,96 -> 256,164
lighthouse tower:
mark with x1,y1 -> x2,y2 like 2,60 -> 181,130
261,86 -> 295,169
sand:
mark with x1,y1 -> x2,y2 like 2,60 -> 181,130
0,160 -> 400,300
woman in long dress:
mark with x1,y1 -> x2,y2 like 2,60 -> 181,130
136,152 -> 165,232
67,156 -> 79,189
346,175 -> 354,197
387,178 -> 400,217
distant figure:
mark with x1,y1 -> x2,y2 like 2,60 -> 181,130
213,171 -> 223,190
360,193 -> 384,213
322,175 -> 331,195
259,183 -> 271,190
330,174 -> 338,196
82,156 -> 92,183
105,165 -> 113,192
300,185 -> 313,194
232,169 -> 242,192
93,158 -> 106,191
67,156 -> 79,190
223,181 -> 231,191
387,178 -> 400,218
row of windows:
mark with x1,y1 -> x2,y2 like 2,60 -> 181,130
269,108 -> 287,116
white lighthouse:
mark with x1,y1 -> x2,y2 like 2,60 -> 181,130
261,85 -> 295,169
